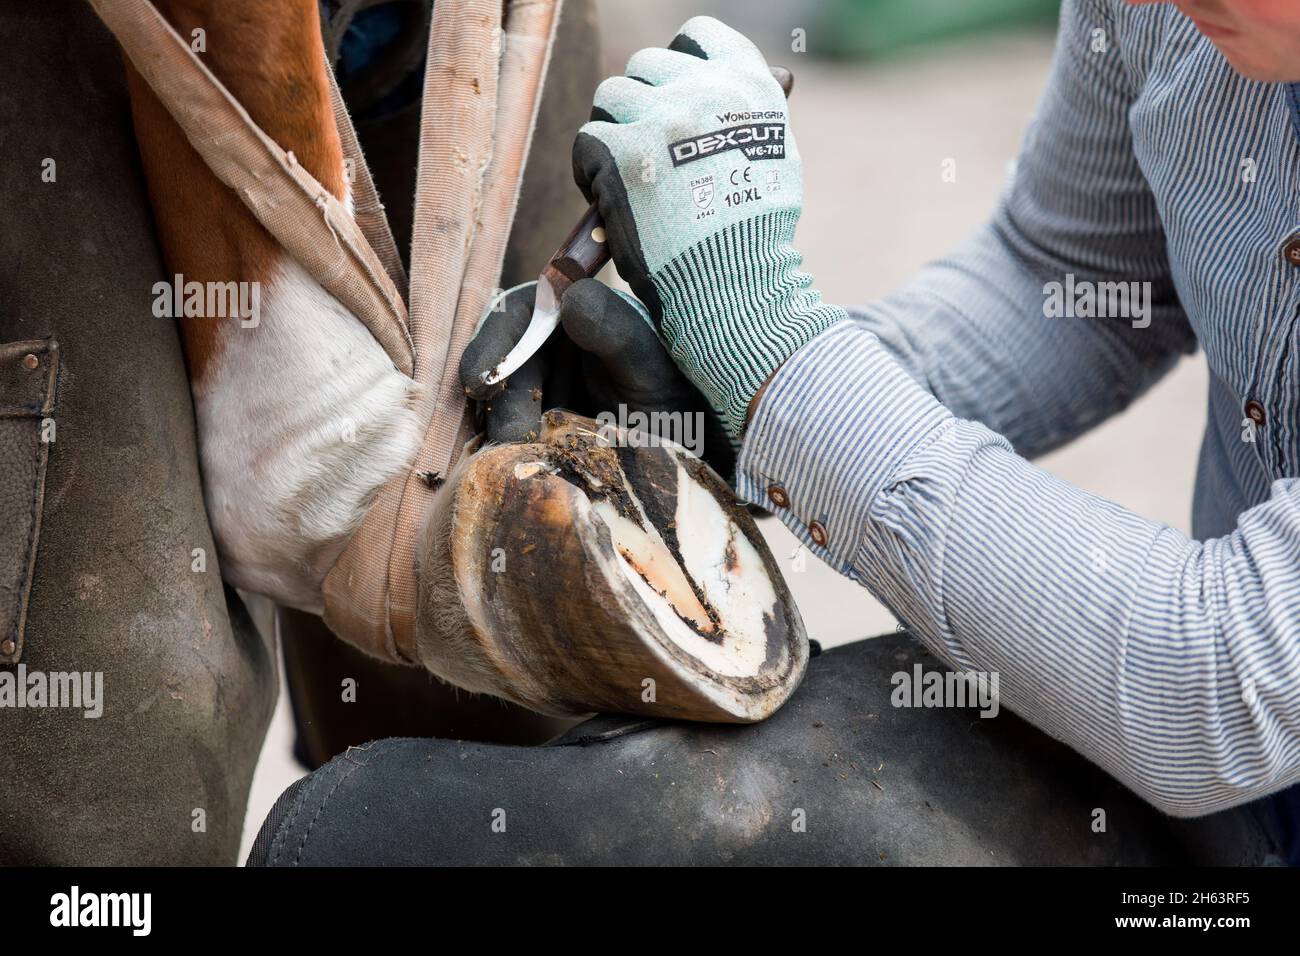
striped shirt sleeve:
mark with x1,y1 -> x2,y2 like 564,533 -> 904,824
739,321 -> 1300,816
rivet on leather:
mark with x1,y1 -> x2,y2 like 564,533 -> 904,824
0,338 -> 59,664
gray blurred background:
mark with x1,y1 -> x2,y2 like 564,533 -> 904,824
241,0 -> 1209,858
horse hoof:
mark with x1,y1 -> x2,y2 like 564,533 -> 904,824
417,410 -> 808,721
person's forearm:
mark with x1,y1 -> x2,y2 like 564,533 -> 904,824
740,321 -> 1300,816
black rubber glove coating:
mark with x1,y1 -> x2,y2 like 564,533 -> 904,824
458,287 -> 546,443
458,281 -> 735,478
562,279 -> 698,412
571,134 -> 662,326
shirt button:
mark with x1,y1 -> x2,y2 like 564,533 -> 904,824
1245,399 -> 1266,427
767,484 -> 790,508
809,521 -> 829,547
1242,678 -> 1258,708
1284,238 -> 1300,265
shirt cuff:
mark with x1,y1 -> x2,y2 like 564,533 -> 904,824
736,320 -> 953,572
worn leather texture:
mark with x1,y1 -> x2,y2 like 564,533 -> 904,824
249,632 -> 1285,866
283,0 -> 600,767
0,339 -> 58,664
0,0 -> 276,865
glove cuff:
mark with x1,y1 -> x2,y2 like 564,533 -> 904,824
653,209 -> 846,437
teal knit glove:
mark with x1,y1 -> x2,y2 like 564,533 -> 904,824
574,16 -> 846,437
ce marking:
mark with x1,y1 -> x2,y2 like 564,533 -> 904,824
730,166 -> 752,186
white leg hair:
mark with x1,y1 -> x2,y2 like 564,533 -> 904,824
195,253 -> 423,611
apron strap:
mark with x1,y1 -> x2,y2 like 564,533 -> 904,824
323,0 -> 563,662
423,0 -> 563,479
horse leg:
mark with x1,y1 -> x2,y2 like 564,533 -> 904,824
280,0 -> 599,759
125,0 -> 424,614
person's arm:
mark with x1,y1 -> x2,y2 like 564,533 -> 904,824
740,2 -> 1300,816
742,325 -> 1300,815
848,0 -> 1195,457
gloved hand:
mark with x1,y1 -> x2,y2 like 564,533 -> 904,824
460,279 -> 737,478
574,16 -> 846,437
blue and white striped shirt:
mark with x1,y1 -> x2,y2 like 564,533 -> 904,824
738,0 -> 1300,841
